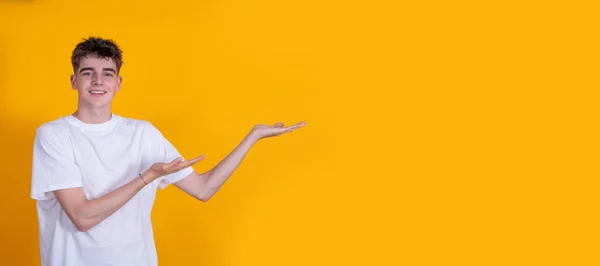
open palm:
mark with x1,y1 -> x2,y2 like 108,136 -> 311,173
146,155 -> 205,181
251,121 -> 306,140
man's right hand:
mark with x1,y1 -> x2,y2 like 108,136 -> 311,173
143,155 -> 205,182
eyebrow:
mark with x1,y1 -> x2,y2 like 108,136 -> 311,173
79,67 -> 117,74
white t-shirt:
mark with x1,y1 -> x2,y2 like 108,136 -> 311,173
30,113 -> 193,266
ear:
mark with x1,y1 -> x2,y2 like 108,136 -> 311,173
117,76 -> 123,92
70,74 -> 76,90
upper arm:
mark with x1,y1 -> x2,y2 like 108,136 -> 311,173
31,125 -> 87,230
31,125 -> 83,200
31,125 -> 89,230
173,171 -> 210,201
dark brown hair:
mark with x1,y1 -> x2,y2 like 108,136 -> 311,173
71,36 -> 123,73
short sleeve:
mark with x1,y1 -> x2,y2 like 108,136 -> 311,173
145,122 -> 194,190
31,125 -> 83,200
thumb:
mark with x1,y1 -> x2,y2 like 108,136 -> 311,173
271,122 -> 284,128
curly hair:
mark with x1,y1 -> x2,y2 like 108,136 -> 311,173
71,36 -> 124,73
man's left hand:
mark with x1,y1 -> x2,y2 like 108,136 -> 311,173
250,121 -> 306,141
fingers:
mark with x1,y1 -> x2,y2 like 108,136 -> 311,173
284,121 -> 307,131
263,121 -> 306,137
158,157 -> 181,173
164,157 -> 183,169
185,155 -> 206,165
174,155 -> 205,170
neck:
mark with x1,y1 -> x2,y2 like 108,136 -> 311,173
72,107 -> 113,124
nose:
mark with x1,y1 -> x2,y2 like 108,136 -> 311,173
91,74 -> 103,85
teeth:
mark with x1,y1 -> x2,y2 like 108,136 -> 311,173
90,91 -> 106,94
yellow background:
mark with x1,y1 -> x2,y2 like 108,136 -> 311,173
0,0 -> 598,265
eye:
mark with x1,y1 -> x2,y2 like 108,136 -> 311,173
82,72 -> 91,76
104,73 -> 113,77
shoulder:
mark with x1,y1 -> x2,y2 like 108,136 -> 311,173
115,115 -> 164,138
35,117 -> 71,141
112,114 -> 152,128
33,117 -> 76,153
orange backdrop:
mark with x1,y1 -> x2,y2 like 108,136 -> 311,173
0,0 -> 597,265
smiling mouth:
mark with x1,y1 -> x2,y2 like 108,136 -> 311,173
89,90 -> 107,95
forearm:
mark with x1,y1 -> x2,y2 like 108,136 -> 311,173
202,133 -> 258,195
175,122 -> 304,202
76,174 -> 149,231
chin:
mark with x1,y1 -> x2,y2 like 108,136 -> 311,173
81,100 -> 111,109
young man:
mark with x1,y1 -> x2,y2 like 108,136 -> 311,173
30,36 -> 305,266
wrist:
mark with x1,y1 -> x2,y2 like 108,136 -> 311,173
248,131 -> 261,143
141,171 -> 159,184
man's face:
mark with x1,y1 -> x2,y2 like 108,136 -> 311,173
71,56 -> 122,109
